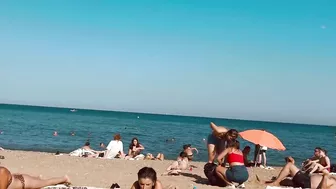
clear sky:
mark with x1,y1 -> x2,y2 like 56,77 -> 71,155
1,1 -> 335,125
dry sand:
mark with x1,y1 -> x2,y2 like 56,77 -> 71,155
0,150 -> 283,189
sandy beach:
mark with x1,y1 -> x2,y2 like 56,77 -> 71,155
0,150 -> 283,189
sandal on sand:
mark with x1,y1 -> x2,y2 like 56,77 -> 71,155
110,183 -> 120,189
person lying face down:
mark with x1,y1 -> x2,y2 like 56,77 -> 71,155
257,156 -> 336,189
0,166 -> 70,189
131,167 -> 163,189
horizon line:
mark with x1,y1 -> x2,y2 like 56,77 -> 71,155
0,102 -> 333,127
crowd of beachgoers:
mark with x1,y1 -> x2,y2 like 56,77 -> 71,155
1,122 -> 336,189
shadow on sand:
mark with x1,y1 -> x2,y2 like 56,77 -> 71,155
180,172 -> 209,185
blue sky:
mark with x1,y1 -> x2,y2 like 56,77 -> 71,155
1,0 -> 335,125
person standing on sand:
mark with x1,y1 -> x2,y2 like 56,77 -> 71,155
207,122 -> 239,163
257,156 -> 336,189
0,166 -> 70,189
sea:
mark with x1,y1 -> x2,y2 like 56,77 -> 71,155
0,103 -> 334,166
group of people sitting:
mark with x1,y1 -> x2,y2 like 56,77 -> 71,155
69,134 -> 156,160
255,146 -> 335,189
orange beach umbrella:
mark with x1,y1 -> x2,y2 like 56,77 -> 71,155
239,129 -> 286,151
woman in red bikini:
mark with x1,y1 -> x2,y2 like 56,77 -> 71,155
0,166 -> 70,189
215,140 -> 249,187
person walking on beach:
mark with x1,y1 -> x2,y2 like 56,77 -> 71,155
207,122 -> 238,163
0,166 -> 70,189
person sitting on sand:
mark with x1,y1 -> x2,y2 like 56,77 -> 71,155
69,141 -> 102,158
81,141 -> 104,157
163,152 -> 189,176
145,153 -> 164,161
0,166 -> 70,189
131,167 -> 163,189
242,146 -> 254,167
127,137 -> 145,158
207,122 -> 239,163
303,148 -> 331,174
104,133 -> 125,159
216,140 -> 249,187
301,147 -> 322,167
257,156 -> 336,189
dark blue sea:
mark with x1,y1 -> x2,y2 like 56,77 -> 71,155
0,104 -> 334,166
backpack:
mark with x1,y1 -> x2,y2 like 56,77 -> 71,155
203,163 -> 227,187
330,164 -> 336,173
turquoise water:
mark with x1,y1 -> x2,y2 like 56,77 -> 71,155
0,103 -> 334,166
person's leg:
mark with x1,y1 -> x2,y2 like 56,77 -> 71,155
215,166 -> 233,186
207,134 -> 217,163
311,173 -> 336,189
22,174 -> 70,189
257,154 -> 262,164
265,162 -> 300,186
166,161 -> 179,171
262,152 -> 267,167
0,167 -> 11,189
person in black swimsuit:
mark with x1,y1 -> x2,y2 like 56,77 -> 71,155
130,167 -> 163,189
0,166 -> 70,189
257,157 -> 336,189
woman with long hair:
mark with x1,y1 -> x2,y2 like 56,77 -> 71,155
215,140 -> 249,187
207,122 -> 239,163
128,137 -> 145,158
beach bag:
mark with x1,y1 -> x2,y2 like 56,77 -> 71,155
203,163 -> 226,187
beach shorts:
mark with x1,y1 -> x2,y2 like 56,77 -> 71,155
292,171 -> 311,188
207,134 -> 226,154
225,165 -> 249,184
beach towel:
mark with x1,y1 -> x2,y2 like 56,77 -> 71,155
69,148 -> 95,157
265,186 -> 306,189
42,185 -> 105,189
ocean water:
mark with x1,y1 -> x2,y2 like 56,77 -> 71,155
0,104 -> 334,166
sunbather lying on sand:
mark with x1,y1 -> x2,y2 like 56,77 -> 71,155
145,153 -> 164,161
0,166 -> 70,189
163,152 -> 189,176
257,156 -> 336,189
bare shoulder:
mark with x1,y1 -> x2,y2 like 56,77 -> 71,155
131,181 -> 138,189
155,180 -> 163,189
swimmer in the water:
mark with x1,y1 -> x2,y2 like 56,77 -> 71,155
70,131 -> 75,136
165,138 -> 175,142
53,131 -> 58,136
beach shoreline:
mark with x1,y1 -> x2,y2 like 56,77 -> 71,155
0,150 -> 282,189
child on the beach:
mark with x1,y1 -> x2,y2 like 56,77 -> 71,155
163,152 -> 189,175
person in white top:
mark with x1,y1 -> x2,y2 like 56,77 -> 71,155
257,145 -> 268,168
104,133 -> 125,159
